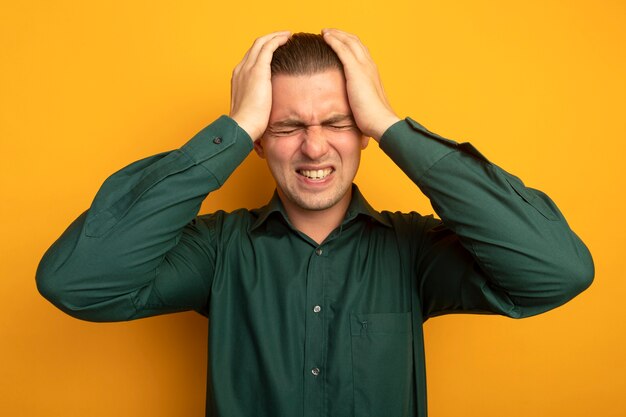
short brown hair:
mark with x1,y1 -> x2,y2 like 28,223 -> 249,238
271,33 -> 343,76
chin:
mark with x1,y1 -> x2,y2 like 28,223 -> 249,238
289,189 -> 348,212
300,201 -> 337,211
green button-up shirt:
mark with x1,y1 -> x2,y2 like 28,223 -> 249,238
37,116 -> 593,417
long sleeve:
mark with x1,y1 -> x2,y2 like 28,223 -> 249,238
36,116 -> 253,322
380,118 -> 594,319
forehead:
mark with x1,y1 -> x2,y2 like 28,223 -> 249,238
269,69 -> 351,123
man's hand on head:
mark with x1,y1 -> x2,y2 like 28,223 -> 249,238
321,28 -> 400,142
230,31 -> 291,142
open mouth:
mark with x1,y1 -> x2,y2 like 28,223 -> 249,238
297,168 -> 334,180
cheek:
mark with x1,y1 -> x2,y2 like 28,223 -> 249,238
335,135 -> 364,163
265,143 -> 297,169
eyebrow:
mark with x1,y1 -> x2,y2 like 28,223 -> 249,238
268,114 -> 355,130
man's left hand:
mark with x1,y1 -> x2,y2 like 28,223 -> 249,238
322,28 -> 400,141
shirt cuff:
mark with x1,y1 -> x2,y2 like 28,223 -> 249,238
181,115 -> 254,186
379,117 -> 486,185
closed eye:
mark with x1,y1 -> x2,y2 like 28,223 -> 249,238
268,128 -> 302,136
326,124 -> 355,130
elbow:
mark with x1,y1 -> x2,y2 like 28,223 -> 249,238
35,212 -> 122,322
36,257 -> 138,323
36,258 -> 100,321
36,211 -> 91,317
557,245 -> 595,303
572,254 -> 594,296
36,260 -> 78,317
513,250 -> 594,319
36,256 -> 61,306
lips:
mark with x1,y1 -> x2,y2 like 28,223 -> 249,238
297,168 -> 334,180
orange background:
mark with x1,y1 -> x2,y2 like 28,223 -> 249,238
1,1 -> 625,416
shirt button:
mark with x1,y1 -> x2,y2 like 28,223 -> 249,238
315,248 -> 323,256
313,305 -> 321,313
213,137 -> 222,144
311,367 -> 320,376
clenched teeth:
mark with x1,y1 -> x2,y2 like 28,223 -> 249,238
298,168 -> 333,180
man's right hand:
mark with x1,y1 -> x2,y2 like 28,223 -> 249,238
229,31 -> 291,142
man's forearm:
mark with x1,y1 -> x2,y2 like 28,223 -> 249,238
380,118 -> 594,317
36,116 -> 253,321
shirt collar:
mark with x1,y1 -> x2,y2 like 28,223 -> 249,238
249,184 -> 392,232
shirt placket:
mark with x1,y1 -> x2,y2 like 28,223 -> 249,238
303,244 -> 327,417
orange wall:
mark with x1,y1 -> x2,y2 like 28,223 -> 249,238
2,1 -> 624,416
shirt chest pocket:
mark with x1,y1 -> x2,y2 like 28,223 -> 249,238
350,312 -> 414,417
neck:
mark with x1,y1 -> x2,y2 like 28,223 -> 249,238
280,189 -> 352,245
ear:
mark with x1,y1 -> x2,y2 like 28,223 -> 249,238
360,135 -> 370,150
253,138 -> 266,158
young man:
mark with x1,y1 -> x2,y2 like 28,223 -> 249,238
37,29 -> 594,417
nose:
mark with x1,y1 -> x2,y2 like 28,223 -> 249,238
300,126 -> 329,160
